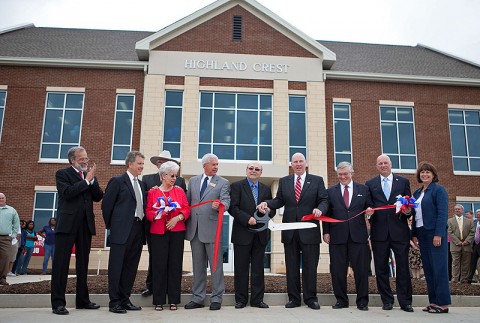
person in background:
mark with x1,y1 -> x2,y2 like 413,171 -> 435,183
0,192 -> 20,285
467,209 -> 480,283
410,162 -> 451,314
408,217 -> 422,279
145,161 -> 190,311
141,150 -> 187,297
38,218 -> 56,275
465,210 -> 474,220
10,220 -> 26,276
448,204 -> 475,283
15,220 -> 37,275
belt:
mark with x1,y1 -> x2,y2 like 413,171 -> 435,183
134,217 -> 143,222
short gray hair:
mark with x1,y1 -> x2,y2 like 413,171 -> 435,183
67,146 -> 86,164
125,151 -> 145,166
476,209 -> 480,213
201,153 -> 218,166
455,204 -> 464,211
336,161 -> 354,173
159,161 -> 180,177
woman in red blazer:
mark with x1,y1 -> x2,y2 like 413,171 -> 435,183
145,161 -> 190,311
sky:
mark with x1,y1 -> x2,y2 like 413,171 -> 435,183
0,0 -> 479,65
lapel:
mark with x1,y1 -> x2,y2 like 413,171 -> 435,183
154,174 -> 161,187
390,174 -> 400,200
287,174 -> 295,200
350,181 -> 360,207
242,179 -> 256,205
201,174 -> 217,201
335,183 -> 347,209
123,172 -> 136,199
298,173 -> 312,202
68,166 -> 83,181
377,175 -> 389,202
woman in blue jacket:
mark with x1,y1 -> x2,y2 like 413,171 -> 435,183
410,162 -> 450,314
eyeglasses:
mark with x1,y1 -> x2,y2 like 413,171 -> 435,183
164,174 -> 177,178
247,167 -> 262,172
77,157 -> 89,162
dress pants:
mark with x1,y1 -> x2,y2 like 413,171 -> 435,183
108,220 -> 144,307
417,227 -> 451,306
371,236 -> 412,306
329,239 -> 369,306
233,234 -> 266,305
144,220 -> 153,291
51,216 -> 92,308
284,230 -> 319,305
451,248 -> 472,282
190,233 -> 225,304
151,231 -> 185,305
468,243 -> 480,282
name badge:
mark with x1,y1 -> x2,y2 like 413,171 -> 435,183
209,182 -> 216,187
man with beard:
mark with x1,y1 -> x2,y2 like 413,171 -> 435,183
51,146 -> 103,315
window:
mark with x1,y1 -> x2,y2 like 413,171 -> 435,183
163,91 -> 183,158
33,192 -> 58,228
40,92 -> 84,160
449,109 -> 480,172
457,201 -> 480,215
333,103 -> 352,165
0,91 -> 6,142
112,94 -> 135,162
380,106 -> 417,170
198,92 -> 272,161
289,96 -> 307,158
232,15 -> 242,41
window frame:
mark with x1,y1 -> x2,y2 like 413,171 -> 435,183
379,105 -> 417,173
32,191 -> 58,226
288,95 -> 307,159
0,90 -> 6,143
162,90 -> 184,160
111,93 -> 136,164
333,103 -> 353,167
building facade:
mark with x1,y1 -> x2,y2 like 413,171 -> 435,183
1,0 -> 480,273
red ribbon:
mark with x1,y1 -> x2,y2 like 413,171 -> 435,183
183,199 -> 225,272
301,205 -> 397,223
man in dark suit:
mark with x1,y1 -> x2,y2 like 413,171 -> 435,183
184,153 -> 230,311
323,162 -> 373,311
140,150 -> 186,297
258,152 -> 328,310
365,154 -> 413,312
229,162 -> 275,309
51,146 -> 103,315
102,151 -> 146,314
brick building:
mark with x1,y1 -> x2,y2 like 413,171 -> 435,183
0,0 -> 479,273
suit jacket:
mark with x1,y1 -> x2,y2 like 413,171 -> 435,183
323,182 -> 372,244
448,216 -> 475,252
55,166 -> 103,235
101,172 -> 146,245
266,173 -> 328,244
365,174 -> 411,242
229,178 -> 275,246
185,174 -> 230,243
142,172 -> 187,192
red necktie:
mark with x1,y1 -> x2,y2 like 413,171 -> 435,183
295,176 -> 302,203
343,185 -> 349,208
79,171 -> 84,179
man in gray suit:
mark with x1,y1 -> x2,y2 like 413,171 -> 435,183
184,153 -> 230,311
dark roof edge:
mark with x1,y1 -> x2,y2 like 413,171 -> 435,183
0,23 -> 35,35
0,57 -> 148,71
325,71 -> 480,87
418,43 -> 480,69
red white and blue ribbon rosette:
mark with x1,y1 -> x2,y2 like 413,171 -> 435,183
395,195 -> 418,214
152,196 -> 180,220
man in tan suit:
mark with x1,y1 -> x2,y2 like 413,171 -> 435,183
448,204 -> 475,283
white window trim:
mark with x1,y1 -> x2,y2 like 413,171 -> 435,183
288,95 -> 307,158
111,94 -> 135,163
333,102 -> 353,168
0,90 -> 7,143
163,90 -> 184,160
448,108 -> 480,173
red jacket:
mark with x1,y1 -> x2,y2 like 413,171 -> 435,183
146,186 -> 190,234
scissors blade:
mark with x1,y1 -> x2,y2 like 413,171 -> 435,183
268,220 -> 316,231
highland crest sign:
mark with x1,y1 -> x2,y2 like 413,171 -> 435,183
184,59 -> 290,73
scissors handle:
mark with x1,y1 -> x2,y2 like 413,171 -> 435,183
248,209 -> 270,232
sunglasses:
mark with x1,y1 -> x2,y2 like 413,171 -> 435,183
247,167 -> 262,172
164,174 -> 177,178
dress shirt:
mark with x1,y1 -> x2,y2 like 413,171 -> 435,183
341,181 -> 353,207
127,170 -> 143,218
294,173 -> 306,191
200,174 -> 211,191
380,173 -> 393,195
0,205 -> 20,236
414,192 -> 425,228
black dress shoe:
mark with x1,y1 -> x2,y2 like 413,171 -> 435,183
357,304 -> 369,311
52,306 -> 69,315
382,303 -> 393,310
285,301 -> 301,308
141,288 -> 153,296
235,302 -> 246,309
251,301 -> 269,308
332,302 -> 349,309
76,302 -> 100,309
401,304 -> 414,312
209,302 -> 221,310
307,301 -> 320,310
109,305 -> 127,314
185,301 -> 205,309
122,303 -> 142,311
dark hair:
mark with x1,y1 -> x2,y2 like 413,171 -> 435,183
416,162 -> 439,183
48,218 -> 56,226
26,220 -> 35,230
125,151 -> 145,166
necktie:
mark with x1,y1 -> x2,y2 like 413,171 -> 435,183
251,184 -> 258,204
475,223 -> 480,245
133,178 -> 144,220
343,185 -> 349,208
457,216 -> 463,240
383,177 -> 390,201
295,176 -> 302,203
78,170 -> 84,180
200,176 -> 209,198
